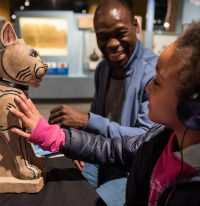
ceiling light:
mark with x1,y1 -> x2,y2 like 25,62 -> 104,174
11,14 -> 16,20
24,0 -> 30,7
164,22 -> 170,28
20,5 -> 25,10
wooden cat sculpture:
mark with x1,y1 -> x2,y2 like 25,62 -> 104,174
0,22 -> 47,193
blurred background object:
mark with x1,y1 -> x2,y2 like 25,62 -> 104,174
0,16 -> 6,49
0,0 -> 199,104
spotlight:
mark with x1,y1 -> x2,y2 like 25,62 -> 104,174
20,5 -> 25,10
11,14 -> 16,20
24,0 -> 30,7
164,22 -> 170,28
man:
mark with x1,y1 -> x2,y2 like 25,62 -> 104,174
48,0 -> 158,205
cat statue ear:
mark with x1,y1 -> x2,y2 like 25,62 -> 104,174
0,22 -> 19,47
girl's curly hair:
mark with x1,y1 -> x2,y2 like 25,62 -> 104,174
176,21 -> 200,102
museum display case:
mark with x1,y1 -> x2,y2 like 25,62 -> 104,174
15,11 -> 94,99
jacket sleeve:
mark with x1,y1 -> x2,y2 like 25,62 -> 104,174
86,107 -> 153,138
60,125 -> 162,172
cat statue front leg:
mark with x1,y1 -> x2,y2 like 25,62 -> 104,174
0,87 -> 46,193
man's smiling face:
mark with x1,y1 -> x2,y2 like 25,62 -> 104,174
94,0 -> 139,70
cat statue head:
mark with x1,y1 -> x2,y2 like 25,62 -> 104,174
0,22 -> 48,88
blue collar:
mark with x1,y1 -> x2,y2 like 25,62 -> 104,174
122,39 -> 144,75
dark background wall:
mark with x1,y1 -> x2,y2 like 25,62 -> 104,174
6,0 -> 167,30
10,0 -> 88,12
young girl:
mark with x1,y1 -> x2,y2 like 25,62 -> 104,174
10,21 -> 200,206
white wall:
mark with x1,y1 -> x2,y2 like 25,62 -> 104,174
182,0 -> 200,25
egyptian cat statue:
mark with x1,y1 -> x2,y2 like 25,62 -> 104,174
0,22 -> 47,193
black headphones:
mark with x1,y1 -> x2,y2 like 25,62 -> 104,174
177,92 -> 200,130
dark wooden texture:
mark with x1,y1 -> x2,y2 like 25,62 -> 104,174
0,154 -> 106,206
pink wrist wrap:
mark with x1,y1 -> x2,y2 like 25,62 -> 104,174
28,116 -> 65,152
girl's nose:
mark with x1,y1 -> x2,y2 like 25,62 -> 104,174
145,82 -> 151,93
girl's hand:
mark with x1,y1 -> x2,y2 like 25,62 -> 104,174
10,94 -> 41,138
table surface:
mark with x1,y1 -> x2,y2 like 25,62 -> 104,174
0,153 -> 106,206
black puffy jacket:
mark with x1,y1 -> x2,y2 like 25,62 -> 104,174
61,125 -> 200,206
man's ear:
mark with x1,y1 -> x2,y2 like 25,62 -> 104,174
133,18 -> 140,34
0,22 -> 18,47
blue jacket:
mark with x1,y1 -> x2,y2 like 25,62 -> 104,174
84,39 -> 158,138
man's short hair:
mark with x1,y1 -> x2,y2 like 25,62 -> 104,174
94,0 -> 134,22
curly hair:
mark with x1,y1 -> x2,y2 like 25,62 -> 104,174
175,21 -> 200,102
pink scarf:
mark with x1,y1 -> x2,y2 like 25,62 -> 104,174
148,132 -> 196,206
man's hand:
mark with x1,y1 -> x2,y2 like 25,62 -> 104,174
10,94 -> 41,138
49,105 -> 89,129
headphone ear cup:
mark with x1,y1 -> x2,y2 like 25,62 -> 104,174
177,99 -> 200,130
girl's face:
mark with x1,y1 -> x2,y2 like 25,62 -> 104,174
146,42 -> 184,130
